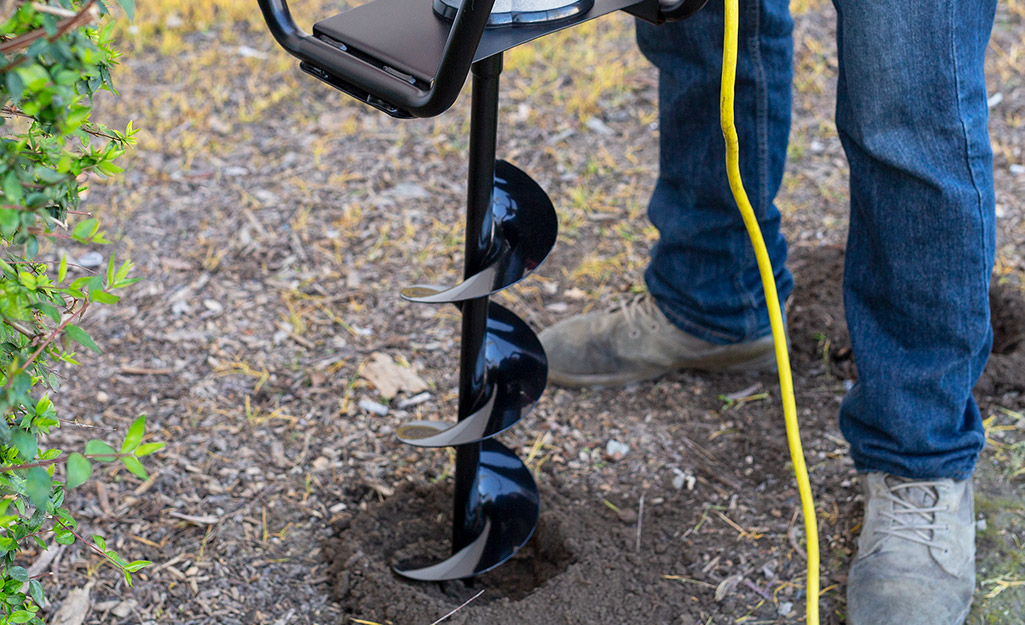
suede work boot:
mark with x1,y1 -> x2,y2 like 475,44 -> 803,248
538,293 -> 777,388
846,473 -> 976,625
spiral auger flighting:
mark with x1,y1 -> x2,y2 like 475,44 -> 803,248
258,0 -> 700,584
394,54 -> 556,581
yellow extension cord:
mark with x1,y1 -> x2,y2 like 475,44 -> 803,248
719,1 -> 820,623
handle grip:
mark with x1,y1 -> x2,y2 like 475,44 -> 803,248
257,0 -> 496,118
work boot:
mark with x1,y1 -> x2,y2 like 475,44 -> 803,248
846,473 -> 976,625
538,293 -> 777,388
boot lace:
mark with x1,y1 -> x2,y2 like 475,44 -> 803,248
877,477 -> 951,552
617,293 -> 664,338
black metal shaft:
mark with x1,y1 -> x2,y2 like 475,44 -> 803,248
453,53 -> 504,555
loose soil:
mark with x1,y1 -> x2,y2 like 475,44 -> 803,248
322,246 -> 1025,625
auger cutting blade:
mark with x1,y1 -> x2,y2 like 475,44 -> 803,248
401,160 -> 557,304
394,439 -> 540,581
396,302 -> 546,447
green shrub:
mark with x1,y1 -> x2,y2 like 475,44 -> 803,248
0,2 -> 156,623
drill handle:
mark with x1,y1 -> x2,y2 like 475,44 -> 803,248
257,0 -> 495,118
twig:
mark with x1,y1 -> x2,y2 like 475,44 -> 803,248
635,493 -> 644,552
31,3 -> 77,19
430,589 -> 485,625
119,365 -> 174,375
0,451 -> 131,472
27,228 -> 73,241
12,300 -> 89,378
53,517 -> 128,574
787,508 -> 808,559
0,1 -> 98,56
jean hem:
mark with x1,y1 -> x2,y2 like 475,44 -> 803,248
850,457 -> 978,482
651,295 -> 772,345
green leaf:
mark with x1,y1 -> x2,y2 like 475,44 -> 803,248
71,218 -> 98,241
66,453 -> 92,489
121,415 -> 145,453
65,325 -> 101,354
120,456 -> 147,480
116,0 -> 136,20
0,207 -> 20,238
25,468 -> 50,509
11,430 -> 37,461
84,440 -> 117,462
28,579 -> 44,606
8,566 -> 28,582
9,610 -> 34,624
90,290 -> 120,305
134,442 -> 165,457
33,301 -> 60,323
123,560 -> 151,572
92,536 -> 106,551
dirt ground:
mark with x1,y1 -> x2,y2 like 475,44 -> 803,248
34,1 -> 1025,624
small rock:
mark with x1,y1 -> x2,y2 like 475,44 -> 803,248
616,508 -> 638,525
358,398 -> 389,416
202,299 -> 224,313
95,391 -> 110,403
585,117 -> 614,136
606,439 -> 630,460
777,601 -> 794,616
397,392 -> 432,409
253,189 -> 278,205
312,457 -> 331,472
1010,163 -> 1025,175
171,300 -> 190,316
976,518 -> 987,532
235,45 -> 269,59
77,251 -> 103,268
671,468 -> 696,491
223,166 -> 249,177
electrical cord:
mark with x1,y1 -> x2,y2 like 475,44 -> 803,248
718,1 -> 820,622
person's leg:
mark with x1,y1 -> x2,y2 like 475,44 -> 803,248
832,0 -> 997,622
539,0 -> 795,387
835,0 -> 996,488
638,0 -> 794,344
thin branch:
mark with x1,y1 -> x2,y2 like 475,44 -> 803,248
2,317 -> 40,341
10,299 -> 88,380
31,3 -> 77,19
0,1 -> 98,56
26,228 -> 72,240
53,517 -> 127,573
0,452 -> 131,472
430,589 -> 485,625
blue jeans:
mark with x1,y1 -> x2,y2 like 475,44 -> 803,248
637,0 -> 996,480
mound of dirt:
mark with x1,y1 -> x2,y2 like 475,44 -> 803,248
323,245 -> 1025,624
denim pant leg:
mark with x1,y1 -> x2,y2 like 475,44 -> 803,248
834,0 -> 997,480
636,0 -> 794,345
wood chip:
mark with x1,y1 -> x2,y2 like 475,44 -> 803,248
360,352 -> 428,400
119,365 -> 174,375
168,511 -> 221,525
50,581 -> 92,625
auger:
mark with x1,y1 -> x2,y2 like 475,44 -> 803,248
257,0 -> 706,581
